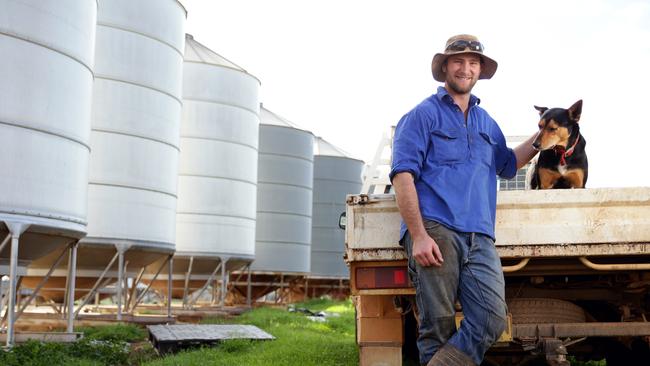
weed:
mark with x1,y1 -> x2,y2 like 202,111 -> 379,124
77,323 -> 147,343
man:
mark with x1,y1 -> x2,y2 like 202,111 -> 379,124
390,34 -> 538,366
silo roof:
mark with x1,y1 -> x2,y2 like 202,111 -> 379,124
313,136 -> 356,159
184,34 -> 247,72
260,105 -> 312,134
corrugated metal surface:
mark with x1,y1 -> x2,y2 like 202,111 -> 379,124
311,137 -> 363,278
0,0 -> 96,263
252,108 -> 313,273
84,0 -> 185,256
175,35 -> 260,262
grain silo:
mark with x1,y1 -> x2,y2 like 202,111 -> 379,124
144,35 -> 260,308
0,0 -> 97,344
239,106 -> 313,302
308,137 -> 363,297
26,0 -> 187,320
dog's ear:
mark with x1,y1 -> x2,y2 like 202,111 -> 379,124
534,105 -> 548,116
568,100 -> 582,123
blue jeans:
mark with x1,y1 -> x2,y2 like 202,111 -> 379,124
403,220 -> 507,365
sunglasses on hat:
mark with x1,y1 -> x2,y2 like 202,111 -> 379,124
445,40 -> 484,53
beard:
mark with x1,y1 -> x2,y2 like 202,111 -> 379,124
446,75 -> 478,95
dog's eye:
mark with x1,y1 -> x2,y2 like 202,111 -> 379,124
548,127 -> 557,132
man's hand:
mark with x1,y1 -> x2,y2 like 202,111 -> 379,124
412,233 -> 444,267
393,172 -> 445,267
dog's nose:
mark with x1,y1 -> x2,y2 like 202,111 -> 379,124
532,141 -> 540,150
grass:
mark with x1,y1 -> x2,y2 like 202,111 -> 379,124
143,298 -> 357,366
77,323 -> 148,343
0,322 -> 155,366
0,299 -> 611,365
569,358 -> 606,366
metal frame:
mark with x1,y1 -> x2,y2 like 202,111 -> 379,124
222,263 -> 249,304
179,256 -> 232,309
167,257 -> 173,317
13,245 -> 67,321
128,254 -> 172,313
186,260 -> 223,308
71,246 -> 173,320
73,251 -> 119,318
1,224 -> 79,346
163,256 -> 240,310
224,272 -> 320,304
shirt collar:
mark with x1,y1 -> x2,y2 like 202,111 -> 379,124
435,86 -> 481,107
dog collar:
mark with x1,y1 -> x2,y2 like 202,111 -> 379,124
553,135 -> 580,166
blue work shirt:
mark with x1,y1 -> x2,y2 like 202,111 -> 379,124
389,86 -> 517,240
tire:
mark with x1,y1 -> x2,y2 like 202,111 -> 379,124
507,298 -> 586,324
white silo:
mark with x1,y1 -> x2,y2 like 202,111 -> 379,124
145,35 -> 260,307
25,0 -> 187,319
245,107 -> 313,301
310,137 -> 363,282
0,0 -> 97,344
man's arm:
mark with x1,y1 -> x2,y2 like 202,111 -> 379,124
392,172 -> 443,267
513,132 -> 539,169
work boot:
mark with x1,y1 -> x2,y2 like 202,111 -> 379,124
426,343 -> 477,366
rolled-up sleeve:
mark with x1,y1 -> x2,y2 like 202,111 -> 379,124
492,123 -> 517,179
389,108 -> 430,182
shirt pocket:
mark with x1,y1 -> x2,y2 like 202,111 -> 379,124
430,128 -> 466,164
476,131 -> 497,166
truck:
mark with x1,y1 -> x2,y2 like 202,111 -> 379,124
344,188 -> 650,366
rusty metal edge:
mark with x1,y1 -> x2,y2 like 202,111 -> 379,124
512,322 -> 650,338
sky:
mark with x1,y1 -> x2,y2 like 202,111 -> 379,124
181,0 -> 649,188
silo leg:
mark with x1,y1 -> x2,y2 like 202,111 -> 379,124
219,260 -> 228,307
116,249 -> 125,321
167,256 -> 173,317
211,278 -> 217,305
5,223 -> 28,347
277,274 -> 285,304
182,257 -> 194,309
122,261 -> 129,311
246,264 -> 252,306
66,242 -> 78,332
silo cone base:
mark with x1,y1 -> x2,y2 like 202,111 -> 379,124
19,276 -> 109,304
24,241 -> 175,305
224,272 -> 305,305
226,273 -> 351,305
140,255 -> 253,306
301,276 -> 350,300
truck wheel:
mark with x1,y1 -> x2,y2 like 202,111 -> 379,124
507,298 -> 586,324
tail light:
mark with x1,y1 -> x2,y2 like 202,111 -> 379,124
355,266 -> 411,289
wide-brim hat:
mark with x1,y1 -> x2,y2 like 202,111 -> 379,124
431,34 -> 498,82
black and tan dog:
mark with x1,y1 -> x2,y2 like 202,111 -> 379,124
530,100 -> 588,189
